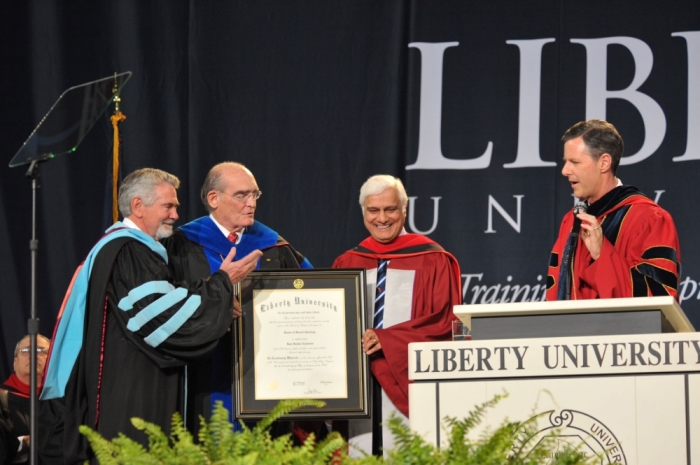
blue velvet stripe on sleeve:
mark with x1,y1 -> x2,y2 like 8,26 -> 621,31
116,280 -> 203,347
119,286 -> 186,331
123,288 -> 187,332
118,281 -> 177,310
144,295 -> 202,347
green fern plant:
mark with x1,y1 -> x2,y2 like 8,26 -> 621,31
80,399 -> 345,465
375,394 -> 595,465
80,396 -> 594,464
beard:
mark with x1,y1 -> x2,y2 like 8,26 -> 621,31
155,222 -> 174,240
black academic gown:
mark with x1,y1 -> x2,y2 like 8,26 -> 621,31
163,228 -> 310,437
39,237 -> 234,464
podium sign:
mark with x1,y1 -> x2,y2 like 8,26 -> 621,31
409,332 -> 700,381
408,297 -> 699,464
408,333 -> 700,464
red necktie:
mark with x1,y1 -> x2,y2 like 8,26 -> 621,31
227,232 -> 238,243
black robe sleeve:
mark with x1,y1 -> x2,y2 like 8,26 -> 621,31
107,239 -> 234,365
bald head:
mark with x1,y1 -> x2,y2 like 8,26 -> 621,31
201,162 -> 260,232
14,334 -> 51,385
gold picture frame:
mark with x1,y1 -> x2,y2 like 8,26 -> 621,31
233,268 -> 370,419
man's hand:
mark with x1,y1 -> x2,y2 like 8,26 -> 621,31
14,435 -> 30,461
219,247 -> 263,284
233,296 -> 242,319
577,212 -> 604,260
362,329 -> 382,355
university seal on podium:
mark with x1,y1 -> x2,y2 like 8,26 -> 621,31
511,409 -> 627,464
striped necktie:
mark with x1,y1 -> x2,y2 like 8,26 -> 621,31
227,232 -> 238,243
373,259 -> 388,328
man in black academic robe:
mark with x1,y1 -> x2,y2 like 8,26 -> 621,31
38,168 -> 261,464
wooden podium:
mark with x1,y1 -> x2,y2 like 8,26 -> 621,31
408,297 -> 699,464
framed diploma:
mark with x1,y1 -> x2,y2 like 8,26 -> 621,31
233,269 -> 370,419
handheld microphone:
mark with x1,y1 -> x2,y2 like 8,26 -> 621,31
564,201 -> 588,300
573,201 -> 588,216
571,202 -> 587,240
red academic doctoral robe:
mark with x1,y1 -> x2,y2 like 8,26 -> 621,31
333,234 -> 462,416
2,374 -> 39,398
546,186 -> 681,301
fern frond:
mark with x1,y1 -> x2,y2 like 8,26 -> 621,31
254,399 -> 325,433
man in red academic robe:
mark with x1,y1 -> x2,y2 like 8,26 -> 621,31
333,175 -> 462,457
546,119 -> 681,301
1,334 -> 50,463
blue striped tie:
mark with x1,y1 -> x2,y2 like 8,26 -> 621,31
373,259 -> 388,328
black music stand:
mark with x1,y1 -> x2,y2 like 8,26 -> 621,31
8,71 -> 131,465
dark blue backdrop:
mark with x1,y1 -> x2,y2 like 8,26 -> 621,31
1,0 -> 698,381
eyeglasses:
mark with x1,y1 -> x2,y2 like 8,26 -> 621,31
18,347 -> 49,356
220,190 -> 262,202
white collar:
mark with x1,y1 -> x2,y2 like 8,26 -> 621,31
209,214 -> 244,244
122,217 -> 143,232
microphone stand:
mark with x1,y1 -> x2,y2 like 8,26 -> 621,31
26,156 -> 49,465
564,217 -> 581,300
564,202 -> 587,300
8,72 -> 132,465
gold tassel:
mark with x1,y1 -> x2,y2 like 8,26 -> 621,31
110,111 -> 126,223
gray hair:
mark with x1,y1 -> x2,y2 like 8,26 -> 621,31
14,334 -> 50,357
359,175 -> 408,213
119,168 -> 181,217
200,162 -> 251,213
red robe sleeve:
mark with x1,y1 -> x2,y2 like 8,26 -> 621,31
547,200 -> 681,301
577,204 -> 681,299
